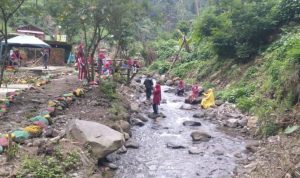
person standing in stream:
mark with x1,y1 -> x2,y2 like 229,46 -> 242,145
143,75 -> 154,100
152,82 -> 161,115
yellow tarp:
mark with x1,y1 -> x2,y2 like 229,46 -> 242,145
200,89 -> 215,109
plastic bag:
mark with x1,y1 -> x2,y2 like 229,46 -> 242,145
200,89 -> 215,109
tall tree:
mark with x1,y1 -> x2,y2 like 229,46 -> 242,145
0,0 -> 25,87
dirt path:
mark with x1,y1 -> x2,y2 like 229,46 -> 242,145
0,74 -> 81,132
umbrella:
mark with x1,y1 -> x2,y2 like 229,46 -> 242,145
1,35 -> 50,48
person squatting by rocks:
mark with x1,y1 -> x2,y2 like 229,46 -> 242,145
176,80 -> 185,96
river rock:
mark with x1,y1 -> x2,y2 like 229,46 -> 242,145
125,140 -> 139,149
238,118 -> 248,127
103,162 -> 118,170
116,145 -> 127,154
118,120 -> 130,133
193,112 -> 205,118
130,118 -> 144,126
164,88 -> 176,93
166,80 -> 174,86
180,104 -> 193,110
213,150 -> 224,156
226,119 -> 239,128
173,77 -> 180,82
166,141 -> 186,149
245,140 -> 260,152
188,147 -> 203,155
215,100 -> 224,106
124,133 -> 130,140
130,103 -> 140,113
135,78 -> 141,83
160,75 -> 167,82
66,119 -> 124,159
191,131 -> 212,142
247,116 -> 258,128
136,114 -> 148,122
183,121 -> 202,127
185,97 -> 202,105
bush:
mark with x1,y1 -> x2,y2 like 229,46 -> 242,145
153,39 -> 177,60
99,80 -> 117,100
221,85 -> 255,103
148,60 -> 171,74
17,149 -> 80,178
236,97 -> 256,113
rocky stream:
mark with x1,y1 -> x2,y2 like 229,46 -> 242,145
113,80 -> 251,178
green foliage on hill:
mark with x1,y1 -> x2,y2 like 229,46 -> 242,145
148,0 -> 300,136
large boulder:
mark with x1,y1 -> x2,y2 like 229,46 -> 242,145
67,119 -> 124,159
166,80 -> 174,86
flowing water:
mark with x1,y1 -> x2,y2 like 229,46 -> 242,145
115,85 -> 246,178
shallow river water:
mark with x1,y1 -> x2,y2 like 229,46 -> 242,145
115,86 -> 246,178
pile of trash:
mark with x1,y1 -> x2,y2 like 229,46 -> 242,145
0,88 -> 85,153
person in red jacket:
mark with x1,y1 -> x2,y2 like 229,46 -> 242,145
76,44 -> 87,80
176,80 -> 185,96
152,82 -> 161,114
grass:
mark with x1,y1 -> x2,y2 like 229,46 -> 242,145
17,148 -> 80,178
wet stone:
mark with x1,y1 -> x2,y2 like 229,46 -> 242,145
226,119 -> 239,128
191,131 -> 212,142
130,118 -> 144,127
166,141 -> 186,149
188,147 -> 203,155
116,146 -> 127,154
125,140 -> 139,149
103,162 -> 118,170
183,121 -> 201,127
215,100 -> 224,106
193,112 -> 205,118
213,150 -> 224,156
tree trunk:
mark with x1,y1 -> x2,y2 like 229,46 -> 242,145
0,20 -> 8,87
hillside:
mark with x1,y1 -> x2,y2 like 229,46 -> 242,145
147,0 -> 300,136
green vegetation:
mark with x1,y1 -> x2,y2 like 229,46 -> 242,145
98,80 -> 118,100
17,149 -> 80,178
147,0 -> 300,136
